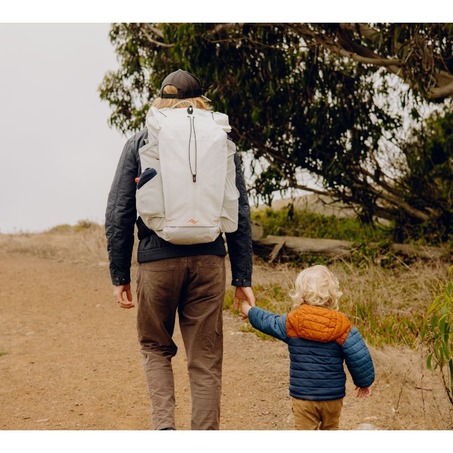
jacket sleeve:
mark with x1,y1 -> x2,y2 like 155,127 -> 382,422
247,307 -> 287,342
342,327 -> 375,388
105,132 -> 142,286
225,143 -> 253,287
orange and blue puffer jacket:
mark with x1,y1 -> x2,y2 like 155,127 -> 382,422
247,304 -> 375,401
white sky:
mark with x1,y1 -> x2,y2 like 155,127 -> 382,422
0,3 -> 447,234
0,23 -> 125,233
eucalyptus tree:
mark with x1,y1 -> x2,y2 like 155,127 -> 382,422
99,23 -> 452,243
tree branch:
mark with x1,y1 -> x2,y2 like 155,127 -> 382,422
141,25 -> 174,48
354,180 -> 432,222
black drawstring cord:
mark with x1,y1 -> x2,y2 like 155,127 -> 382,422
188,113 -> 197,182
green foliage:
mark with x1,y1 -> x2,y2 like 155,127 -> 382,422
251,205 -> 453,267
359,23 -> 453,99
46,224 -> 73,233
251,207 -> 390,243
342,299 -> 423,348
394,110 -> 453,244
348,242 -> 397,269
99,23 -> 453,244
421,269 -> 453,406
47,220 -> 99,234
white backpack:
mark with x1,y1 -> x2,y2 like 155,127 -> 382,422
136,105 -> 239,244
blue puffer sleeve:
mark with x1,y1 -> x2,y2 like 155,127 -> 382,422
342,327 -> 375,388
247,307 -> 288,342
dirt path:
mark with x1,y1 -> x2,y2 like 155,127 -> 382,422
1,237 -> 452,431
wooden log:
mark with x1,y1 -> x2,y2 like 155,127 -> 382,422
252,235 -> 450,262
251,221 -> 264,241
254,235 -> 352,259
269,238 -> 286,263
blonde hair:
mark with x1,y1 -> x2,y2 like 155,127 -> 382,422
152,85 -> 212,111
289,265 -> 342,310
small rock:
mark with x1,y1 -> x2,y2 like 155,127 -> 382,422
357,423 -> 377,430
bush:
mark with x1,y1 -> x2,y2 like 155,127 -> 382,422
421,267 -> 453,406
251,207 -> 391,243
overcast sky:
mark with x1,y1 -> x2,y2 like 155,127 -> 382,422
0,23 -> 126,233
0,4 -> 447,234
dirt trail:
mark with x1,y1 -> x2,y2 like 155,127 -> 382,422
0,235 -> 452,431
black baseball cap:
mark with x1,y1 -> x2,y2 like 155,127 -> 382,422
160,69 -> 203,99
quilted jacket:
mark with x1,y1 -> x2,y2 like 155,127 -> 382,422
247,304 -> 375,401
105,128 -> 253,287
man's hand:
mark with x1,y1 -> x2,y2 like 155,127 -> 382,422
113,284 -> 135,309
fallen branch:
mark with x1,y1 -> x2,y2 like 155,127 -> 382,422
252,235 -> 450,262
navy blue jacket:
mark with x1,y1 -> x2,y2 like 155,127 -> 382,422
105,128 -> 253,287
247,305 -> 375,401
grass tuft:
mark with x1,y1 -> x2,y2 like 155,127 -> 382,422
232,260 -> 450,347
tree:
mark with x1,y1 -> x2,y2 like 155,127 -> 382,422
99,23 -> 453,244
288,23 -> 453,101
394,109 -> 453,242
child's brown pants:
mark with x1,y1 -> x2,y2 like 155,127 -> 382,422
292,397 -> 344,430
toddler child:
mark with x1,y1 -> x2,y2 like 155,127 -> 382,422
240,264 -> 374,430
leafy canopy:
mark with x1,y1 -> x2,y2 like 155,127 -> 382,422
99,23 -> 453,244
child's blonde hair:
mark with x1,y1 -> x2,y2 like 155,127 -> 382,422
152,85 -> 212,111
289,265 -> 342,310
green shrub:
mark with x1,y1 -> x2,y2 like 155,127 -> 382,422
421,268 -> 453,406
47,220 -> 99,234
251,207 -> 390,243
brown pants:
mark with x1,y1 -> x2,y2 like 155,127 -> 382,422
292,397 -> 343,430
136,256 -> 226,430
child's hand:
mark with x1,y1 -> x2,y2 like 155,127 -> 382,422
240,301 -> 252,319
355,386 -> 371,398
233,287 -> 255,311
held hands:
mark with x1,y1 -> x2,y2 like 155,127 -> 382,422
240,301 -> 252,319
113,284 -> 135,309
233,286 -> 255,319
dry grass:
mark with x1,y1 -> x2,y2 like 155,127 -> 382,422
2,223 -> 450,348
229,257 -> 451,348
0,222 -> 109,265
248,258 -> 449,315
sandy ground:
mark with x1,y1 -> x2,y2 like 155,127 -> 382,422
1,231 -> 452,439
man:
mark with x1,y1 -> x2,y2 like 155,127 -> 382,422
105,69 -> 255,430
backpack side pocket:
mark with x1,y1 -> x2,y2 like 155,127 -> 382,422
220,140 -> 239,233
136,143 -> 165,232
